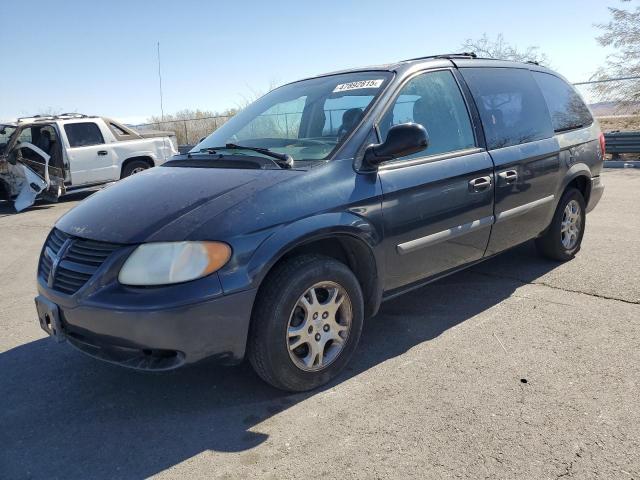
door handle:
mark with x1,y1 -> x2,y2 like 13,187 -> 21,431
498,169 -> 518,185
468,176 -> 492,192
97,150 -> 108,156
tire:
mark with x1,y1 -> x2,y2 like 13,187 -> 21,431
121,160 -> 150,178
535,188 -> 586,261
248,254 -> 364,392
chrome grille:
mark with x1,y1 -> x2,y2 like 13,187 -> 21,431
38,228 -> 121,295
39,229 -> 68,280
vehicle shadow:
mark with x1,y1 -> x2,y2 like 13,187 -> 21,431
0,203 -> 53,216
0,242 -> 559,479
0,191 -> 96,216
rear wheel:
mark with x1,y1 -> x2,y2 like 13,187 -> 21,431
248,255 -> 364,392
535,188 -> 586,261
121,160 -> 150,178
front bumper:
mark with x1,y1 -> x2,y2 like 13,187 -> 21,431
586,175 -> 604,213
37,271 -> 257,370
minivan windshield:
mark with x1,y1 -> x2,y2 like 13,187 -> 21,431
193,71 -> 393,163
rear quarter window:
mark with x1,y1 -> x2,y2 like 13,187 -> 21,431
460,68 -> 553,150
532,72 -> 593,132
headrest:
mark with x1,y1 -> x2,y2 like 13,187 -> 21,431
342,108 -> 364,127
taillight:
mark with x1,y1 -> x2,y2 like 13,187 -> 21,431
599,132 -> 606,158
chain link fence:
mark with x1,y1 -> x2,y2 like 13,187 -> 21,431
132,115 -> 233,148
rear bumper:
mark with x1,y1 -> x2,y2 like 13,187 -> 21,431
586,176 -> 604,213
37,276 -> 257,370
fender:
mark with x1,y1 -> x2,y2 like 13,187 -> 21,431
557,163 -> 592,204
219,211 -> 384,299
120,151 -> 157,165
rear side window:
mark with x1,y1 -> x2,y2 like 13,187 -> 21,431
461,68 -> 553,150
109,122 -> 131,137
379,70 -> 475,159
64,122 -> 104,147
532,72 -> 593,132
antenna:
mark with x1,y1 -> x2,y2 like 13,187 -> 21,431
157,41 -> 165,121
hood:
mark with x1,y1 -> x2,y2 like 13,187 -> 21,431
56,165 -> 301,243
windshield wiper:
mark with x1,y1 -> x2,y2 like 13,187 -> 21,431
200,143 -> 294,169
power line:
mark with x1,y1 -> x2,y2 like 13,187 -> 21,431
573,75 -> 640,86
134,114 -> 231,128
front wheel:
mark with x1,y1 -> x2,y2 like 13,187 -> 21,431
248,255 -> 364,392
535,188 -> 586,261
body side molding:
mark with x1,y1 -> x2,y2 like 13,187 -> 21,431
495,195 -> 555,223
397,215 -> 494,255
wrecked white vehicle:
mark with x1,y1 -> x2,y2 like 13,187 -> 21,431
0,114 -> 177,211
0,123 -> 60,211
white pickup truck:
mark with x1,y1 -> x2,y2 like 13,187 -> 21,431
0,114 -> 177,211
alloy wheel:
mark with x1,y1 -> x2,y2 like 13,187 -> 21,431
561,199 -> 582,249
286,281 -> 352,372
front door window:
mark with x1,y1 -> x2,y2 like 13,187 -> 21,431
379,70 -> 476,161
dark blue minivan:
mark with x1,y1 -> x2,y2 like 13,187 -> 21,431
35,53 -> 604,391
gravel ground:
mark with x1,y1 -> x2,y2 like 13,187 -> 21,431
1,170 -> 638,479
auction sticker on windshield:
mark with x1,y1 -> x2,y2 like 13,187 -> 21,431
333,79 -> 384,93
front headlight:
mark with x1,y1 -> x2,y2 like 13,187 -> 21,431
118,241 -> 231,286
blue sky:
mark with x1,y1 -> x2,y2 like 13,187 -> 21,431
0,0 -> 617,123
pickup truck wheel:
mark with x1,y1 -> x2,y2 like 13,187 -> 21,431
248,254 -> 364,392
121,160 -> 150,178
535,188 -> 586,261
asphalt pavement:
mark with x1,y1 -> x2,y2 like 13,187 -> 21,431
1,170 -> 638,479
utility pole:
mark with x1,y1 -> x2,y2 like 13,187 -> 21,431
157,41 -> 165,121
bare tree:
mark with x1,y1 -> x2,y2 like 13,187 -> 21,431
460,34 -> 549,64
141,80 -> 281,145
592,0 -> 640,110
236,78 -> 281,109
33,107 -> 64,117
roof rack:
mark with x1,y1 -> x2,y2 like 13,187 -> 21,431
16,113 -> 94,123
402,53 -> 545,67
402,52 -> 478,62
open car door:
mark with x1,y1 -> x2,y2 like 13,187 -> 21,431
1,142 -> 63,212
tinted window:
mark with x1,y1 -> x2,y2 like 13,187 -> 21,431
64,122 -> 104,147
379,70 -> 475,159
533,72 -> 593,132
461,68 -> 553,150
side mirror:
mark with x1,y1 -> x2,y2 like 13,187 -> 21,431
363,123 -> 428,168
